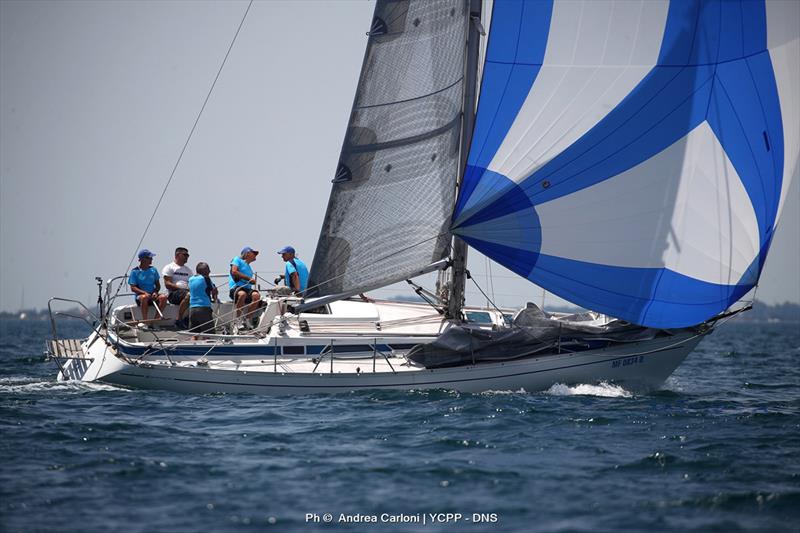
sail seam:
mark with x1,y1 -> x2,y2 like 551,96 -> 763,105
346,115 -> 461,154
355,76 -> 464,110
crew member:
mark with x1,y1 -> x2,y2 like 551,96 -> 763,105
162,247 -> 193,328
188,262 -> 218,338
276,246 -> 308,294
128,249 -> 168,322
229,246 -> 261,327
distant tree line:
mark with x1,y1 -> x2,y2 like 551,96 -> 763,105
736,301 -> 800,322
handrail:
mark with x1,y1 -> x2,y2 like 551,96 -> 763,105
47,297 -> 102,335
47,297 -> 105,380
310,339 -> 398,374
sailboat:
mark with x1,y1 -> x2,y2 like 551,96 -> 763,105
47,0 -> 798,395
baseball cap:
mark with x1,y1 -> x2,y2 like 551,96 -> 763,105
241,246 -> 259,255
277,246 -> 295,254
138,249 -> 156,259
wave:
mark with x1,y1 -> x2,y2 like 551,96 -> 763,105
648,490 -> 800,512
479,388 -> 529,396
0,376 -> 128,394
544,382 -> 633,398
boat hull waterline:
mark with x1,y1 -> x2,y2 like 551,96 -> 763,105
59,332 -> 703,395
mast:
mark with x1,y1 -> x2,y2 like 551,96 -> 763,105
446,0 -> 483,320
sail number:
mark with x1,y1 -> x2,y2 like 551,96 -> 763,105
612,356 -> 644,369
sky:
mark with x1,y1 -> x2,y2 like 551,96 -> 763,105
1,0 -> 798,313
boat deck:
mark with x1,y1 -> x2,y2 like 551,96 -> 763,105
47,339 -> 86,359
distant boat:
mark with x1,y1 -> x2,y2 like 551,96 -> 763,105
48,0 -> 798,395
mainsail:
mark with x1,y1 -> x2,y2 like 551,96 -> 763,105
452,0 -> 799,328
307,0 -> 469,298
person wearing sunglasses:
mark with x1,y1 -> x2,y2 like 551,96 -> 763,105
162,246 -> 193,329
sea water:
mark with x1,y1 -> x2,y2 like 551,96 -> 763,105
1,318 -> 798,532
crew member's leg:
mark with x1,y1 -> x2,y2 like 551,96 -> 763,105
138,295 -> 152,322
247,291 -> 261,325
156,293 -> 168,316
178,292 -> 190,321
235,289 -> 248,318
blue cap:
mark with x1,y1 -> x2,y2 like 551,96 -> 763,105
241,246 -> 259,255
277,246 -> 295,254
138,249 -> 156,259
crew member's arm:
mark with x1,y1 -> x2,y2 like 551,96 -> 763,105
130,284 -> 148,297
163,275 -> 179,291
290,272 -> 300,292
231,265 -> 256,284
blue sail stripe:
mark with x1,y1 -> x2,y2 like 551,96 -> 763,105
741,0 -> 767,57
657,0 -> 709,66
460,236 -> 539,280
527,255 -> 754,328
458,198 -> 761,328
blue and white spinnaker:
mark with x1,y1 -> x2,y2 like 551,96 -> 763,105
453,0 -> 799,327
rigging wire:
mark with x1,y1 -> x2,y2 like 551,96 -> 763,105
110,0 -> 254,303
465,269 -> 513,323
483,256 -> 490,309
487,256 -> 495,306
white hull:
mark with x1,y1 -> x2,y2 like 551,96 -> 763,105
59,330 -> 703,395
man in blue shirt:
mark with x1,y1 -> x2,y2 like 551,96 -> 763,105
276,246 -> 308,294
229,246 -> 261,327
188,261 -> 218,338
128,249 -> 168,322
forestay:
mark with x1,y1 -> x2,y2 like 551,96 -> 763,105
452,0 -> 799,328
307,0 -> 468,297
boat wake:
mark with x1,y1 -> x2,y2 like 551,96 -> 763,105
480,388 -> 529,396
0,376 -> 128,394
544,382 -> 633,398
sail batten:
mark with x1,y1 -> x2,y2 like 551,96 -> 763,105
454,0 -> 799,328
307,0 -> 468,298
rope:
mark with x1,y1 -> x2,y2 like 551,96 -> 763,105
465,270 -> 515,327
111,0 -> 254,303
